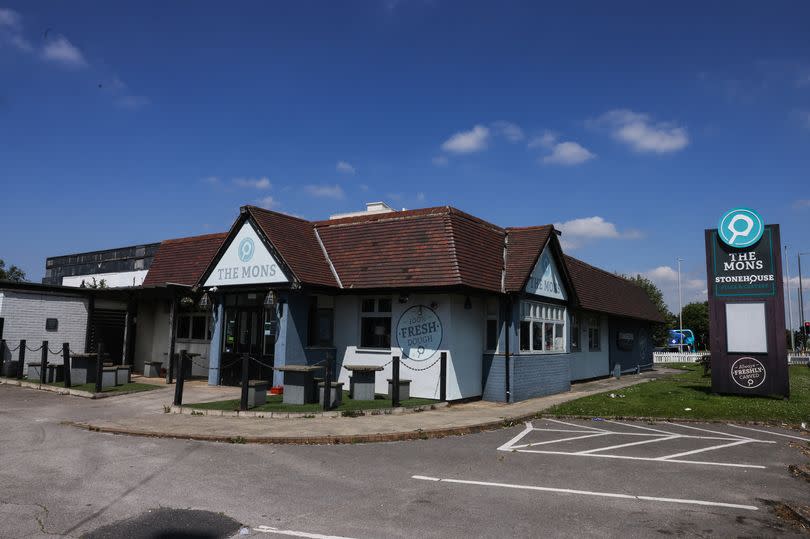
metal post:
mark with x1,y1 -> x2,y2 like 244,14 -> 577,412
0,339 -> 5,375
392,356 -> 400,407
799,254 -> 806,352
95,342 -> 105,394
174,349 -> 187,406
166,297 -> 177,384
62,343 -> 71,388
677,257 -> 684,352
17,339 -> 25,379
440,351 -> 447,402
785,245 -> 795,351
239,354 -> 249,411
40,340 -> 48,385
323,361 -> 332,411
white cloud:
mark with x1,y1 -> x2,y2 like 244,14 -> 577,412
256,196 -> 279,209
441,125 -> 490,154
432,155 -> 449,166
492,121 -> 524,142
336,160 -> 356,175
0,8 -> 32,52
528,131 -> 558,149
542,141 -> 595,166
592,109 -> 689,154
305,184 -> 345,199
233,177 -> 271,189
41,35 -> 87,68
0,8 -> 21,28
554,216 -> 641,249
201,176 -> 220,186
416,192 -> 426,202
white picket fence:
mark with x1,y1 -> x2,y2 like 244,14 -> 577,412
653,352 -> 810,365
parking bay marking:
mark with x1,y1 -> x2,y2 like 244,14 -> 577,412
499,420 -> 775,468
411,475 -> 759,512
726,423 -> 810,442
252,525 -> 357,539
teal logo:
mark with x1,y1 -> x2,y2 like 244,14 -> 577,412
238,237 -> 255,262
718,208 -> 764,248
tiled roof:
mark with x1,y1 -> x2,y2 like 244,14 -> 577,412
314,207 -> 505,291
246,207 -> 338,288
503,226 -> 554,292
563,255 -> 665,323
143,233 -> 227,287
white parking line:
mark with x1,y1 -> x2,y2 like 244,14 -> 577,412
252,525 -> 357,539
511,432 -> 609,449
411,475 -> 759,511
575,435 -> 679,454
654,439 -> 752,461
726,423 -> 810,442
663,422 -> 751,440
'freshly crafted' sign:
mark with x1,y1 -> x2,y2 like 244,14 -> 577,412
204,222 -> 288,287
396,305 -> 443,361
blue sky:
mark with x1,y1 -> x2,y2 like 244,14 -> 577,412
1,1 -> 809,321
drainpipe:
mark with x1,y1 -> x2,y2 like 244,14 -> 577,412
504,295 -> 512,403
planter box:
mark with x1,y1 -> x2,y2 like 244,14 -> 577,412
144,362 -> 163,378
387,378 -> 411,401
318,382 -> 344,408
101,367 -> 118,389
116,366 -> 132,385
247,380 -> 269,408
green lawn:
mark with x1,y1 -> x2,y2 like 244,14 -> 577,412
38,380 -> 163,394
547,364 -> 810,423
188,391 -> 438,413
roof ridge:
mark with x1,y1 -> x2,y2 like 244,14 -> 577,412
505,224 -> 555,232
313,206 -> 451,227
161,232 -> 228,244
564,254 -> 640,286
244,205 -> 312,224
444,213 -> 463,283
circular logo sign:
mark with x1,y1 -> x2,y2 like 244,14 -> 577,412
718,208 -> 764,248
238,237 -> 255,262
396,305 -> 443,361
730,356 -> 766,389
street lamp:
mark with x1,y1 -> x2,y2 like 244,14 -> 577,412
785,246 -> 795,352
799,252 -> 810,352
677,257 -> 684,352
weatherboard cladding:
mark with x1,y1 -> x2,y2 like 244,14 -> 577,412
142,233 -> 227,287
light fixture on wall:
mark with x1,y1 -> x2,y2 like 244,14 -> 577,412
430,301 -> 438,310
264,290 -> 277,306
398,292 -> 410,304
199,292 -> 211,310
464,296 -> 472,310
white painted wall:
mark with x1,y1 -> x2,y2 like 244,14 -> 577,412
62,270 -> 148,288
568,311 -> 610,381
335,292 -> 485,400
133,299 -> 211,376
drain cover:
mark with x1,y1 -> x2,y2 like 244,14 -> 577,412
85,508 -> 242,539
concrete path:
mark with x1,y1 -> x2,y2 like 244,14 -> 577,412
60,370 -> 676,444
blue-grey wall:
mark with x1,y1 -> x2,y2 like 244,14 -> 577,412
273,290 -> 336,385
511,353 -> 571,402
482,354 -> 507,402
608,317 -> 654,373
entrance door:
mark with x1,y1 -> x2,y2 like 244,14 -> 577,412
220,293 -> 276,385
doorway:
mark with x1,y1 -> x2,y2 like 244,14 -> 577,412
220,292 -> 276,385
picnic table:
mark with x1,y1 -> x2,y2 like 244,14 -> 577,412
273,365 -> 324,405
343,365 -> 384,401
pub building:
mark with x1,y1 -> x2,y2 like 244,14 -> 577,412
2,202 -> 664,403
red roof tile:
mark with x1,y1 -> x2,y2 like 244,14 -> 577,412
563,255 -> 665,322
504,226 -> 554,292
143,233 -> 227,287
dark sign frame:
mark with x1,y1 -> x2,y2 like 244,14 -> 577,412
704,224 -> 789,398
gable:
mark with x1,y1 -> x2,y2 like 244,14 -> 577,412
524,245 -> 567,300
203,221 -> 289,287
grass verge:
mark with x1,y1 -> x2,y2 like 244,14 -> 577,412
188,391 -> 437,413
547,364 -> 810,423
39,381 -> 163,394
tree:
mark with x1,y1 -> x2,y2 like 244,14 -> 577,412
623,274 -> 677,347
79,277 -> 108,289
0,259 -> 26,282
681,301 -> 710,350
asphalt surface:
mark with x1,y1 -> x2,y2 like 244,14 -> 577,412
1,384 -> 809,538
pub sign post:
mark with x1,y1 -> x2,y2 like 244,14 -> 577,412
704,208 -> 789,398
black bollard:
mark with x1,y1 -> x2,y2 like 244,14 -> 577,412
0,339 -> 5,375
17,340 -> 25,379
174,349 -> 187,406
95,343 -> 105,394
323,362 -> 332,411
392,356 -> 400,407
440,352 -> 447,402
62,343 -> 71,388
239,354 -> 249,411
40,340 -> 48,385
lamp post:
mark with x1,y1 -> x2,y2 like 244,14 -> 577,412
799,252 -> 810,352
785,245 -> 795,352
677,257 -> 684,352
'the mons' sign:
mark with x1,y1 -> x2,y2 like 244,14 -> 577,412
204,222 -> 289,287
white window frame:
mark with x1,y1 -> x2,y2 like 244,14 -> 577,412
358,297 -> 392,350
519,300 -> 567,354
177,312 -> 213,342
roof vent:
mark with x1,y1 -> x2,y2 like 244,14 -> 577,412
329,201 -> 397,220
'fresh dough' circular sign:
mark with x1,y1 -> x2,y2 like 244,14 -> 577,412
396,306 -> 443,361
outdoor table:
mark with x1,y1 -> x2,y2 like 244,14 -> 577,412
46,363 -> 65,383
70,353 -> 109,385
318,381 -> 344,408
273,365 -> 324,405
144,361 -> 163,377
247,380 -> 269,407
344,365 -> 384,401
101,366 -> 118,389
387,378 -> 411,401
116,365 -> 132,385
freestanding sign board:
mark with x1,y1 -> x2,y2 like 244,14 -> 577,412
705,211 -> 788,397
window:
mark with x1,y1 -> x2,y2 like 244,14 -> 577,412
588,317 -> 601,352
360,297 -> 391,349
570,313 -> 580,352
519,300 -> 566,353
45,318 -> 58,331
485,297 -> 499,352
177,312 -> 213,342
307,296 -> 334,347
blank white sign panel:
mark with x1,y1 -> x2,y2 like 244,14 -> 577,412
725,303 -> 767,354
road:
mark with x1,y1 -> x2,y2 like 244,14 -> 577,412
1,385 -> 808,538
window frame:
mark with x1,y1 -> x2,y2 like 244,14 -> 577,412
588,317 -> 602,352
359,297 -> 392,350
570,313 -> 580,352
518,300 -> 567,354
484,297 -> 499,353
307,295 -> 335,348
176,312 -> 213,343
